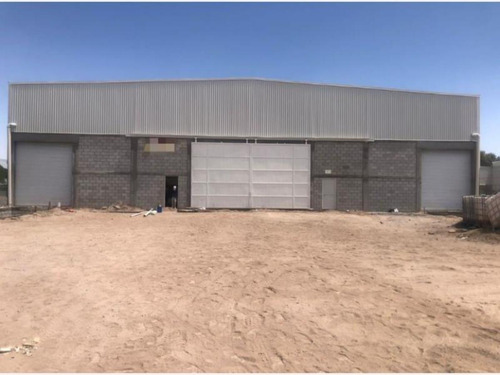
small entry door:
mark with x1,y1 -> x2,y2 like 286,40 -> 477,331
165,176 -> 178,208
322,178 -> 337,210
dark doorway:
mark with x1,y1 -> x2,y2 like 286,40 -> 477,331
165,176 -> 178,208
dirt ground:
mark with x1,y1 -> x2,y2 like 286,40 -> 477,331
0,209 -> 499,372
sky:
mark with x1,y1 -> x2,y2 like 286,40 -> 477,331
0,2 -> 499,160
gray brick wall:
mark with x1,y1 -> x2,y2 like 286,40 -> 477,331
366,141 -> 417,212
137,138 -> 189,175
75,136 -> 132,207
74,136 -> 191,209
136,175 -> 164,209
177,176 -> 189,209
311,178 -> 322,210
77,136 -> 131,173
337,178 -> 363,211
366,178 -> 417,212
136,138 -> 191,208
72,136 -> 419,211
311,177 -> 362,210
368,141 -> 416,178
76,174 -> 130,208
311,141 -> 418,211
312,142 -> 363,177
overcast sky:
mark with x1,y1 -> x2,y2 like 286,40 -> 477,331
1,2 -> 499,159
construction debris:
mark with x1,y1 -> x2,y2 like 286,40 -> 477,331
101,202 -> 143,213
0,338 -> 40,357
486,193 -> 500,229
143,209 -> 157,217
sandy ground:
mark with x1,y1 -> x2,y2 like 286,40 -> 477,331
0,209 -> 499,372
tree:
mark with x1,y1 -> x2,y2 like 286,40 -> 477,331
0,165 -> 6,184
480,151 -> 500,167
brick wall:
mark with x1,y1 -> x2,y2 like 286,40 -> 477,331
75,136 -> 132,207
312,142 -> 363,177
76,174 -> 130,208
136,138 -> 191,208
77,136 -> 131,173
366,141 -> 417,212
137,139 -> 189,175
74,136 -> 191,209
368,141 -> 416,178
310,177 -> 363,210
311,140 -> 418,211
136,175 -> 165,209
177,176 -> 190,209
366,179 -> 417,212
73,137 -> 419,211
311,178 -> 322,210
337,178 -> 363,211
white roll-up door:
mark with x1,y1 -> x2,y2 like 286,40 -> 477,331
421,150 -> 471,210
191,142 -> 310,209
15,143 -> 73,206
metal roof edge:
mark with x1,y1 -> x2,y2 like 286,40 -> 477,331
8,77 -> 480,98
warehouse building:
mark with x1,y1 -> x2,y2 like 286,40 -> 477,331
7,79 -> 480,211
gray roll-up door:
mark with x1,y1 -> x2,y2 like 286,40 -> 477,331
15,142 -> 73,206
421,150 -> 472,210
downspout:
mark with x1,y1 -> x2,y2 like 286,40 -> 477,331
7,122 -> 17,206
475,96 -> 481,196
473,133 -> 480,195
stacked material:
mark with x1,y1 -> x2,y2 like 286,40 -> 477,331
462,196 -> 490,227
486,193 -> 500,229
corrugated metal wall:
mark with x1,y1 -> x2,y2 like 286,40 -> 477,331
8,79 -> 479,141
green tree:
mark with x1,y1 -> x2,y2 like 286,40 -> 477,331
0,165 -> 7,183
480,151 -> 500,167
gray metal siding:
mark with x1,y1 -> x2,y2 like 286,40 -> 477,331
9,79 -> 478,141
15,142 -> 73,206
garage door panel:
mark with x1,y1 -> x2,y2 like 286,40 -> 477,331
422,150 -> 471,210
191,196 -> 207,208
294,171 -> 310,183
207,157 -> 249,169
191,157 -> 207,169
294,197 -> 310,208
252,158 -> 293,170
191,143 -> 208,157
252,170 -> 293,183
15,142 -> 73,206
191,170 -> 207,183
294,184 -> 310,196
207,144 -> 249,157
293,158 -> 310,170
293,146 -> 310,158
208,170 -> 250,183
208,196 -> 248,208
253,196 -> 294,208
253,183 -> 294,196
192,143 -> 310,209
191,183 -> 207,196
208,183 -> 250,196
252,144 -> 294,158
